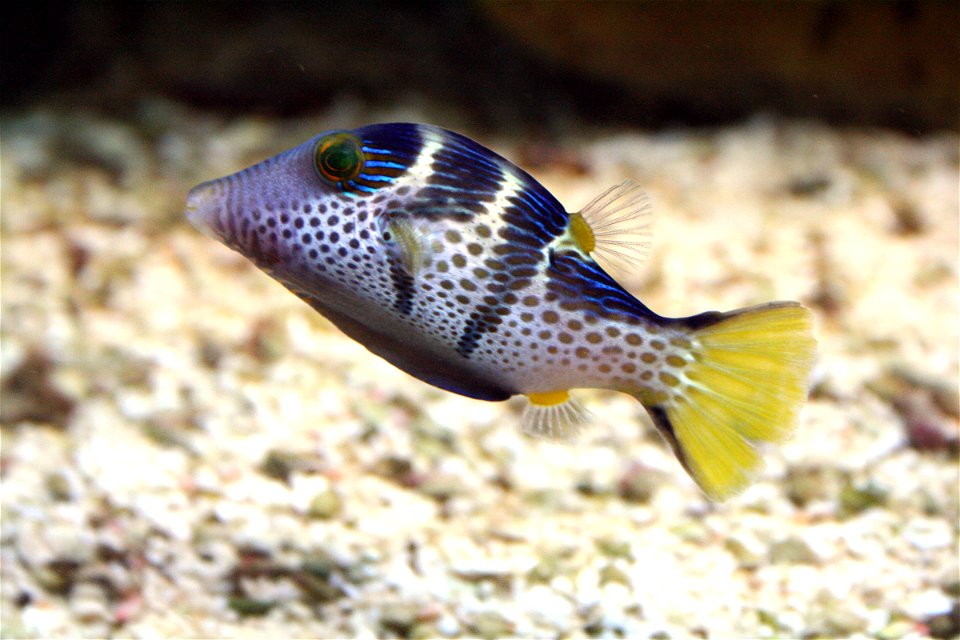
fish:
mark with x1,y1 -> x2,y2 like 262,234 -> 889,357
186,123 -> 816,500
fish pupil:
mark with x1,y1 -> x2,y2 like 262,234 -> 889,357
315,134 -> 363,182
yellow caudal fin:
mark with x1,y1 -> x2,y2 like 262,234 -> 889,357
643,302 -> 816,500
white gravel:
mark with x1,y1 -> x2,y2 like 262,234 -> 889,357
1,102 -> 957,638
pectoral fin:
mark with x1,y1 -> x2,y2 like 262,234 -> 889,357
385,218 -> 428,278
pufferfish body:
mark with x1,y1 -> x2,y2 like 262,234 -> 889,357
186,123 -> 816,500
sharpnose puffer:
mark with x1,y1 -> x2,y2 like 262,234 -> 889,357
186,123 -> 816,500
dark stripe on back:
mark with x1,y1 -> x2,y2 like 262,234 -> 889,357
546,250 -> 661,324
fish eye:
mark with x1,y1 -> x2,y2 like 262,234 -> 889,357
314,133 -> 363,183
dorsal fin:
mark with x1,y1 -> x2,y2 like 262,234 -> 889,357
521,391 -> 592,441
573,179 -> 654,277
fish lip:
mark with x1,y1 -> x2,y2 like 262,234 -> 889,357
184,179 -> 224,240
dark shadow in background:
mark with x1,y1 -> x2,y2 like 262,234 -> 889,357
3,1 -> 958,133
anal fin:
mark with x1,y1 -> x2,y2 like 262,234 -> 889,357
521,391 -> 591,441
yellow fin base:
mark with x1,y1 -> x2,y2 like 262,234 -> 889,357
650,302 -> 816,500
527,390 -> 571,406
568,213 -> 596,254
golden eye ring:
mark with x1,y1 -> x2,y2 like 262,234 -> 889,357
314,133 -> 363,183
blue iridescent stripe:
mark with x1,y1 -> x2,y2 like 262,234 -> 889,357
431,159 -> 502,183
364,160 -> 407,170
344,181 -> 377,193
439,131 -> 503,172
357,173 -> 396,183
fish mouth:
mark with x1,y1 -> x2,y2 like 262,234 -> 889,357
185,179 -> 226,240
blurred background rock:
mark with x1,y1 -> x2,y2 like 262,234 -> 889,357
4,1 -> 958,133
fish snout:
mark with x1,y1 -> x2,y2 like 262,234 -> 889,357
185,179 -> 228,240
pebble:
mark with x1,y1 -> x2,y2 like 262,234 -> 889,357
435,614 -> 461,637
468,611 -> 515,639
769,534 -> 824,564
900,588 -> 955,620
819,606 -> 870,636
306,489 -> 343,519
16,517 -> 97,570
876,619 -> 919,640
68,581 -> 111,623
519,584 -> 575,627
902,517 -> 953,551
724,531 -> 766,569
378,603 -> 419,636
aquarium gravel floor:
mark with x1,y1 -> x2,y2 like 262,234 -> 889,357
1,102 -> 958,639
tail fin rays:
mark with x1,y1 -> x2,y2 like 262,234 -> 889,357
642,302 -> 816,500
